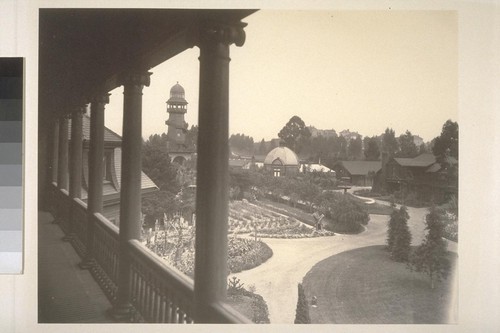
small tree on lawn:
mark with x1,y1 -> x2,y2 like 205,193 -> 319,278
386,206 -> 399,251
410,205 -> 451,289
294,283 -> 311,324
390,206 -> 412,262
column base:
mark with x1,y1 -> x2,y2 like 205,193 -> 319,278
108,303 -> 135,323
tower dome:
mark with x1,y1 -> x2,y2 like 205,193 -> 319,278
167,82 -> 188,105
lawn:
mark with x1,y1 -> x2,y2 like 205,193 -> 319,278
348,193 -> 394,215
302,245 -> 457,324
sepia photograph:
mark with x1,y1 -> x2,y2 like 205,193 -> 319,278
1,1 -> 500,332
37,8 -> 458,324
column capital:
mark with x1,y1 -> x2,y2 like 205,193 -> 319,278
72,105 -> 87,116
196,20 -> 247,47
118,71 -> 152,88
90,93 -> 110,105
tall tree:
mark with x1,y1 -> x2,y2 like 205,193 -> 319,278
387,206 -> 412,262
432,120 -> 458,159
419,142 -> 428,155
410,206 -> 451,289
364,136 -> 381,161
278,116 -> 311,153
185,125 -> 198,151
258,138 -> 267,155
337,135 -> 348,160
229,133 -> 255,154
381,128 -> 399,156
398,130 -> 419,158
348,135 -> 363,160
142,134 -> 179,193
142,190 -> 179,224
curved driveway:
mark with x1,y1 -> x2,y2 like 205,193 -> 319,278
234,190 -> 457,323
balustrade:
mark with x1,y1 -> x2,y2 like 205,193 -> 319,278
48,187 -> 249,323
128,239 -> 194,323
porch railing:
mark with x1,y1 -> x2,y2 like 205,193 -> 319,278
128,239 -> 194,323
48,183 -> 250,323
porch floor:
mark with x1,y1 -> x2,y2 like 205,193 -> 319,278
38,210 -> 114,323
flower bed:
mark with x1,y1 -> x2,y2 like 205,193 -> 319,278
229,200 -> 335,238
146,233 -> 273,277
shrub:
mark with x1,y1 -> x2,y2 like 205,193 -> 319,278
319,193 -> 369,234
409,206 -> 451,289
228,238 -> 273,274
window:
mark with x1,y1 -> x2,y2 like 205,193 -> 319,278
103,151 -> 113,182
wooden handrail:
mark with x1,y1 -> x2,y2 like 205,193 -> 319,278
128,239 -> 194,301
208,302 -> 253,324
93,212 -> 119,236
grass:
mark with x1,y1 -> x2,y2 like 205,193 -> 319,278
348,194 -> 394,215
302,245 -> 457,324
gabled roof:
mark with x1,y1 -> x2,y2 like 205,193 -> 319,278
425,156 -> 458,173
114,148 -> 157,192
68,114 -> 122,143
393,153 -> 436,167
336,161 -> 381,176
80,147 -> 158,201
392,153 -> 458,168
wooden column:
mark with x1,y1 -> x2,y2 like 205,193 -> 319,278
194,21 -> 246,323
57,115 -> 69,190
111,71 -> 151,320
51,118 -> 59,183
80,94 -> 108,268
63,106 -> 85,241
69,106 -> 85,199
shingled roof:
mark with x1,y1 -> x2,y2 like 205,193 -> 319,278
336,161 -> 381,176
393,153 -> 436,167
71,115 -> 158,200
68,114 -> 122,143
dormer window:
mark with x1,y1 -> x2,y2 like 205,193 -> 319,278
103,150 -> 113,182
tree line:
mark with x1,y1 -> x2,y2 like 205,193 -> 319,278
229,115 -> 458,170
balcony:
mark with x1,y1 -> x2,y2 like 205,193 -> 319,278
42,183 -> 250,323
38,9 -> 256,324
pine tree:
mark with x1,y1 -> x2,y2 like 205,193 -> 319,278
392,206 -> 412,262
410,206 -> 451,288
294,283 -> 311,324
386,204 -> 399,251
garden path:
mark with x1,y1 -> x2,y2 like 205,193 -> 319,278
234,193 -> 457,323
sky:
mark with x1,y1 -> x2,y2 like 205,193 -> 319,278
104,10 -> 457,143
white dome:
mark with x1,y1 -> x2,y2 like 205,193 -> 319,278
264,146 -> 299,166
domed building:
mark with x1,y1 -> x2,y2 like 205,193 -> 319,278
264,144 -> 300,177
